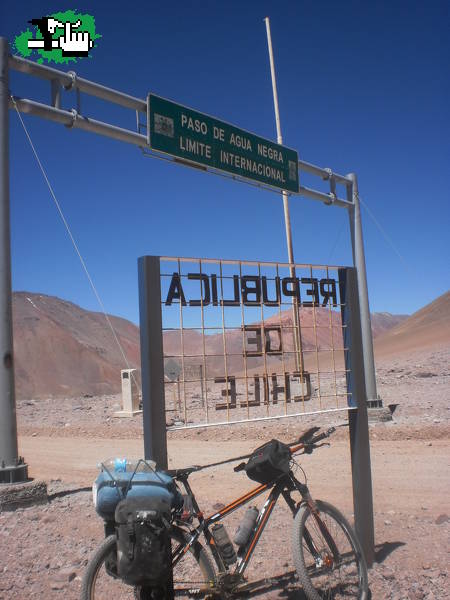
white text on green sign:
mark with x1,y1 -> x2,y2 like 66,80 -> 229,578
149,94 -> 299,193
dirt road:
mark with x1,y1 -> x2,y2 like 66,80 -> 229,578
4,346 -> 449,599
19,434 -> 449,516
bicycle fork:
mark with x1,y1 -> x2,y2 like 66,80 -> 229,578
289,475 -> 341,570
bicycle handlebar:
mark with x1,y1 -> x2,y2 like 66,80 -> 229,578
289,427 -> 336,455
169,427 -> 337,479
308,427 -> 336,446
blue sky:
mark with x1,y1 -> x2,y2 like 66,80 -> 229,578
2,1 -> 449,324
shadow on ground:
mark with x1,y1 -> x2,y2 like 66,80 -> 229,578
233,570 -> 308,598
233,544 -> 407,599
374,541 -> 406,564
48,486 -> 91,501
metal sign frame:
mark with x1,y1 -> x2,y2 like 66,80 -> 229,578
138,256 -> 374,564
1,40 -> 375,563
5,52 -> 378,408
148,255 -> 353,430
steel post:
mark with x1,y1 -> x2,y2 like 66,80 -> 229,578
138,256 -> 168,470
137,255 -> 174,598
281,191 -> 303,373
339,267 -> 374,566
264,17 -> 303,373
0,38 -> 28,483
347,174 -> 380,407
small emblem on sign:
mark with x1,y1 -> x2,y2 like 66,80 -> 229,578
154,114 -> 174,138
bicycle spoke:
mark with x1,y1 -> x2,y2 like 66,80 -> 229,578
88,557 -> 135,599
84,534 -> 215,599
296,504 -> 365,599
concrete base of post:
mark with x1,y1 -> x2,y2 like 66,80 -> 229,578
367,398 -> 383,408
113,409 -> 143,418
368,406 -> 393,423
0,479 -> 47,511
0,460 -> 28,484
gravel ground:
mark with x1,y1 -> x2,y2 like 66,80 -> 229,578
1,346 -> 449,599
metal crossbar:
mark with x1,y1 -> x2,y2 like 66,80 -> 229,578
9,54 -> 351,206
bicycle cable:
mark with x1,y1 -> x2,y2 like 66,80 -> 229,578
291,460 -> 308,486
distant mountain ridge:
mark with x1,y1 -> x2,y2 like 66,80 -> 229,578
370,312 -> 409,338
374,291 -> 450,357
10,291 -> 423,399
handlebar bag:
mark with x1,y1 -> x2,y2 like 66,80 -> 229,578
245,439 -> 291,484
114,495 -> 171,586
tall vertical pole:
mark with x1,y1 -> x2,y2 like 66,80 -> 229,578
347,174 -> 380,407
138,255 -> 168,470
264,17 -> 303,374
138,255 -> 173,599
0,38 -> 28,483
199,364 -> 204,408
339,267 -> 374,566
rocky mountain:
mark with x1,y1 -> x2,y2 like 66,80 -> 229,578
11,291 -> 418,399
371,312 -> 409,338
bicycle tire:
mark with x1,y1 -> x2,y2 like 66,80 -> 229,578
292,500 -> 369,600
81,531 -> 216,599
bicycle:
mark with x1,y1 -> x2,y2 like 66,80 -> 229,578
81,426 -> 369,599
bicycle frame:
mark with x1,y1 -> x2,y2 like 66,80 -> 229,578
172,470 -> 315,579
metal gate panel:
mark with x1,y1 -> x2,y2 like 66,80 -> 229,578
139,255 -> 356,431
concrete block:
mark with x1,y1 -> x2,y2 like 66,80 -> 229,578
0,479 -> 48,511
114,369 -> 141,418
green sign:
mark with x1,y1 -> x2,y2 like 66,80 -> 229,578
148,94 -> 299,193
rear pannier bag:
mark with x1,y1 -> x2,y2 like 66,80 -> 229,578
245,439 -> 291,484
114,496 -> 171,586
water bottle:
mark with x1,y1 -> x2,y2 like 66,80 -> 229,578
113,458 -> 127,472
211,524 -> 237,565
234,506 -> 259,546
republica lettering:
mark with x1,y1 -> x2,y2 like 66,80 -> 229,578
164,273 -> 338,308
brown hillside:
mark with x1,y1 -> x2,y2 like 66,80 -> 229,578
12,291 -> 413,399
162,309 -> 409,376
374,291 -> 450,358
161,306 -> 346,377
13,292 -> 140,399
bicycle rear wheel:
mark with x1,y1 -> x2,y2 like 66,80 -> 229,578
81,531 -> 216,599
292,500 -> 368,600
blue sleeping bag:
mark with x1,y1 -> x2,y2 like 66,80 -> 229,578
93,458 -> 182,521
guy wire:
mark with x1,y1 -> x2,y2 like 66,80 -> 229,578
11,96 -> 141,395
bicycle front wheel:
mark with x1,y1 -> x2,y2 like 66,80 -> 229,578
292,500 -> 368,600
80,531 -> 216,600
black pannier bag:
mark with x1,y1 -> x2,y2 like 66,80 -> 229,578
245,439 -> 291,484
114,496 -> 171,587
